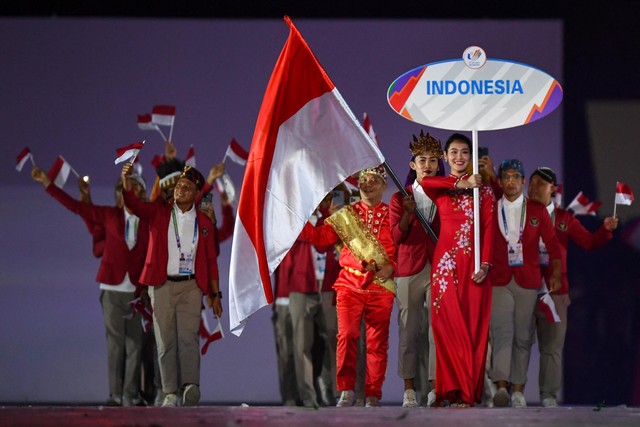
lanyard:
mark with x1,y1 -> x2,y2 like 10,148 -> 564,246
171,207 -> 198,255
124,216 -> 138,244
501,198 -> 526,243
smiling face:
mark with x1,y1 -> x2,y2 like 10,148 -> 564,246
173,177 -> 197,209
444,140 -> 471,175
359,173 -> 387,206
410,152 -> 440,181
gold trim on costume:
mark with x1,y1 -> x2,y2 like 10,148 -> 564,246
326,206 -> 396,294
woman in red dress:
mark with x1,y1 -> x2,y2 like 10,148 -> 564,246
420,133 -> 495,406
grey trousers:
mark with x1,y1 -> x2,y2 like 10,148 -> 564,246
395,262 -> 435,387
289,291 -> 334,403
490,278 -> 538,385
149,279 -> 202,393
272,302 -> 298,404
100,290 -> 144,401
534,292 -> 570,400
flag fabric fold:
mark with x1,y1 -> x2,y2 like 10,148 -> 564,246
228,16 -> 384,336
185,145 -> 196,167
567,191 -> 601,216
114,141 -> 145,165
47,156 -> 72,188
537,292 -> 561,323
124,297 -> 154,332
200,311 -> 224,355
615,181 -> 634,206
225,138 -> 249,166
16,147 -> 33,172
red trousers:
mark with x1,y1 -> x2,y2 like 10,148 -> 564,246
335,286 -> 395,399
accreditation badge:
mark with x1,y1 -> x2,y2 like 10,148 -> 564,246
508,242 -> 524,266
179,252 -> 194,275
538,242 -> 549,267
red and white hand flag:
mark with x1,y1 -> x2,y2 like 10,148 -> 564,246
224,138 -> 249,166
362,112 -> 379,146
537,280 -> 561,323
567,191 -> 601,216
138,113 -> 167,141
16,147 -> 34,172
150,154 -> 165,169
228,17 -> 385,335
47,156 -> 75,188
552,183 -> 563,208
200,311 -> 224,355
615,181 -> 634,206
214,173 -> 237,203
125,297 -> 154,333
151,105 -> 176,126
151,105 -> 176,141
185,145 -> 196,167
114,141 -> 145,165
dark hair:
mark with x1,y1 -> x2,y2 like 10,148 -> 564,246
404,156 -> 446,186
444,133 -> 472,152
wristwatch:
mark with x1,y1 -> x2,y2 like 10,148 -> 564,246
210,291 -> 223,299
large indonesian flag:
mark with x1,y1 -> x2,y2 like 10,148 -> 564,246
228,17 -> 384,335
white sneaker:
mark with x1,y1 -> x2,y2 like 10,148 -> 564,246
161,393 -> 179,408
542,397 -> 559,408
511,391 -> 527,408
183,384 -> 200,407
493,387 -> 510,407
365,396 -> 380,407
336,390 -> 355,407
402,389 -> 418,407
354,397 -> 365,407
427,389 -> 437,407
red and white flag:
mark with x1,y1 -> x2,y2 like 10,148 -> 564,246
151,105 -> 176,127
214,173 -> 237,203
125,297 -> 154,333
185,145 -> 196,167
114,141 -> 145,165
362,112 -> 379,146
47,156 -> 72,188
615,181 -> 634,206
567,191 -> 601,216
200,311 -> 224,355
137,114 -> 158,130
537,292 -> 561,323
552,183 -> 563,208
225,138 -> 249,166
16,147 -> 34,172
228,17 -> 384,335
150,154 -> 165,169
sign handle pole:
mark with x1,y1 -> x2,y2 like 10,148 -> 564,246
472,130 -> 481,274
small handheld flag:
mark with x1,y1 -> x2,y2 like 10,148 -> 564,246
115,141 -> 145,165
223,138 -> 249,166
48,156 -> 77,188
16,147 -> 34,172
614,181 -> 634,216
185,145 -> 196,167
200,311 -> 224,355
567,191 -> 601,216
137,113 -> 167,141
151,105 -> 176,141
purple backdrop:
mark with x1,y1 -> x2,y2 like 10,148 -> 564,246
0,18 -> 562,403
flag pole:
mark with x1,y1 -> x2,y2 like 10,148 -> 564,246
383,161 -> 438,243
168,122 -> 175,142
156,126 -> 167,142
472,129 -> 480,274
613,181 -> 618,217
29,156 -> 36,167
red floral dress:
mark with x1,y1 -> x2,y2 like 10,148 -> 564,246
421,174 -> 495,405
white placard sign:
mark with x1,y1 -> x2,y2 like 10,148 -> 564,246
387,46 -> 563,131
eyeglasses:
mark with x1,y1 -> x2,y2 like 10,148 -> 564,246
500,173 -> 523,182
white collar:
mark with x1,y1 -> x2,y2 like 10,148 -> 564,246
502,193 -> 524,207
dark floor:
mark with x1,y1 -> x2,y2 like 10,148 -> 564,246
1,405 -> 639,427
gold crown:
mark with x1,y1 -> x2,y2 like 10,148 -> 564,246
359,164 -> 387,182
410,130 -> 443,159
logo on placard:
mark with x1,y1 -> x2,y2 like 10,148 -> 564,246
463,46 -> 486,69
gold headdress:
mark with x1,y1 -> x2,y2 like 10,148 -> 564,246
410,130 -> 443,159
359,164 -> 387,182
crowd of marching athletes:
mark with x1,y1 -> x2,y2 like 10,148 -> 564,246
26,127 -> 622,408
